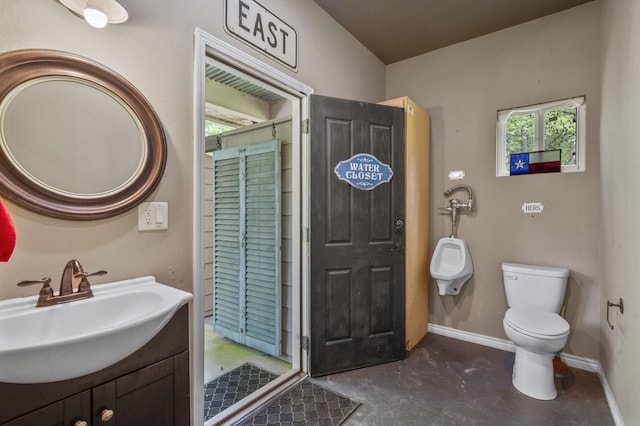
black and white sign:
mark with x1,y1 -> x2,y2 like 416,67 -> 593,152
225,0 -> 298,70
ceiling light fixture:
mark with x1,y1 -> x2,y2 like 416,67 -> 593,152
58,0 -> 128,29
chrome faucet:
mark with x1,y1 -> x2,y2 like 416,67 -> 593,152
439,185 -> 474,237
17,260 -> 107,307
443,184 -> 473,211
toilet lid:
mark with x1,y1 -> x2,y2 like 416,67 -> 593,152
504,308 -> 570,338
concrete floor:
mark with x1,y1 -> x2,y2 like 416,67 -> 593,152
315,333 -> 614,426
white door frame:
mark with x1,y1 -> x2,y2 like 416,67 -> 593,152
192,28 -> 312,425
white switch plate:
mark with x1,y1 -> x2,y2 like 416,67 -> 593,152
138,202 -> 168,231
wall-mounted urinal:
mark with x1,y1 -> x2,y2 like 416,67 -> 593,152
430,237 -> 473,295
432,184 -> 475,295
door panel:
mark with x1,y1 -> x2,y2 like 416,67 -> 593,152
325,119 -> 352,244
370,266 -> 393,335
325,268 -> 352,341
310,94 -> 405,377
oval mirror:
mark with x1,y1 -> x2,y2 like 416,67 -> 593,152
0,49 -> 166,220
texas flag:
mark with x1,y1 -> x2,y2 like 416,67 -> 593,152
510,149 -> 561,175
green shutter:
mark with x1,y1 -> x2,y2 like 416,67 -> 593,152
212,151 -> 242,343
212,140 -> 280,356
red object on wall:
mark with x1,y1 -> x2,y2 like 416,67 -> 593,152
0,196 -> 16,261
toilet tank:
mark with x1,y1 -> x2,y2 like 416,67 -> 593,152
502,263 -> 569,313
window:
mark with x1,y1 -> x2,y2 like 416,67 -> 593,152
496,96 -> 586,176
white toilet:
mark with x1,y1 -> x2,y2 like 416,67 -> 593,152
502,262 -> 570,400
430,237 -> 473,295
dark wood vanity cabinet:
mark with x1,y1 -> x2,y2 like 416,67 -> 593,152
0,305 -> 190,426
1,391 -> 91,426
90,352 -> 189,426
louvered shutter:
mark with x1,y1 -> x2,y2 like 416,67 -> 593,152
212,140 -> 280,356
212,149 -> 242,343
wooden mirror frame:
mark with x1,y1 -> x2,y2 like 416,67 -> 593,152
0,49 -> 167,220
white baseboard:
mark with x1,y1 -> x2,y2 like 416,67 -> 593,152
597,364 -> 625,426
427,323 -> 624,426
428,323 -> 517,354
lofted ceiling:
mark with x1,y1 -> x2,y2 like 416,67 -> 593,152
313,0 -> 595,64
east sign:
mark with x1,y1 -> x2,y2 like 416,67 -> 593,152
225,0 -> 298,70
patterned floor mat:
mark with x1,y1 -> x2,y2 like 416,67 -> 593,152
236,379 -> 360,425
205,363 -> 279,420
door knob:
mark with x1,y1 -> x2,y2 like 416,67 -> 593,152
394,218 -> 404,234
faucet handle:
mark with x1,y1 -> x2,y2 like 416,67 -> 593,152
73,270 -> 107,292
73,270 -> 108,279
17,277 -> 54,298
17,277 -> 52,287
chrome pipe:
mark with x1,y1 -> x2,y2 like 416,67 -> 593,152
444,184 -> 473,211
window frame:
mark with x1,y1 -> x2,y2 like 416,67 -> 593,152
496,96 -> 586,176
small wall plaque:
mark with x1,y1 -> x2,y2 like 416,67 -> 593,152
334,153 -> 393,191
522,202 -> 544,214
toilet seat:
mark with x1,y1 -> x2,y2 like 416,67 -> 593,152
504,308 -> 569,339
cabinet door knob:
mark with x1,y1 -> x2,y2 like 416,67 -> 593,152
74,421 -> 89,426
101,408 -> 115,422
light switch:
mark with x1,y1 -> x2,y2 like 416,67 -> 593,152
155,206 -> 164,223
138,202 -> 168,231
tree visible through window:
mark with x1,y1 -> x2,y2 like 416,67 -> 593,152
205,119 -> 236,137
544,109 -> 577,166
497,96 -> 585,176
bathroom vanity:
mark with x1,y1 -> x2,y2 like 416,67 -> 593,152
0,305 -> 190,425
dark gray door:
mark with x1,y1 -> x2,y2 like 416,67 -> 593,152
310,94 -> 405,377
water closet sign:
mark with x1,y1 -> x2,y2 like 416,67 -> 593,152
334,153 -> 394,190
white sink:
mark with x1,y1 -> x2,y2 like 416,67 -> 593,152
0,276 -> 192,384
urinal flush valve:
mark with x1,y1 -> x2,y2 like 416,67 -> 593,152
439,185 -> 474,238
444,184 -> 473,212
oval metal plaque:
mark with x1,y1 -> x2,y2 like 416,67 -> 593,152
334,153 -> 393,190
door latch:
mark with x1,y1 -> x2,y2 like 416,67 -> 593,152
389,242 -> 403,253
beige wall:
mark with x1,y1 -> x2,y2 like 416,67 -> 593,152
0,0 -> 385,298
386,3 -> 602,359
600,0 -> 640,422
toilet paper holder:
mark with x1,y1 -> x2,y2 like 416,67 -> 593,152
606,298 -> 624,330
